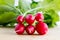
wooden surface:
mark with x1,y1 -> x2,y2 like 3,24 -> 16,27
0,26 -> 60,40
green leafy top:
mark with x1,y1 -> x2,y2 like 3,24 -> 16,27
0,0 -> 59,27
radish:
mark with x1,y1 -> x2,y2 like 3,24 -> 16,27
16,15 -> 24,23
15,23 -> 25,35
35,12 -> 44,22
26,25 -> 35,35
36,22 -> 48,35
25,14 -> 35,25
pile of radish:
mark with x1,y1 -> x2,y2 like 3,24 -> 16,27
15,12 -> 48,35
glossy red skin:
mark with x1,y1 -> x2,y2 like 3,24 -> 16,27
26,25 -> 35,35
36,22 -> 48,35
16,15 -> 24,23
15,23 -> 25,35
35,12 -> 44,22
25,14 -> 35,25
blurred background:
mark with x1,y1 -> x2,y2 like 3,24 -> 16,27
0,0 -> 60,28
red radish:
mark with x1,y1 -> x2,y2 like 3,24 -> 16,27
26,25 -> 35,35
36,22 -> 48,35
35,12 -> 44,22
15,23 -> 25,35
16,15 -> 24,23
25,14 -> 35,25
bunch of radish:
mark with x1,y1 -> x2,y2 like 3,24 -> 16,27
15,12 -> 48,35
